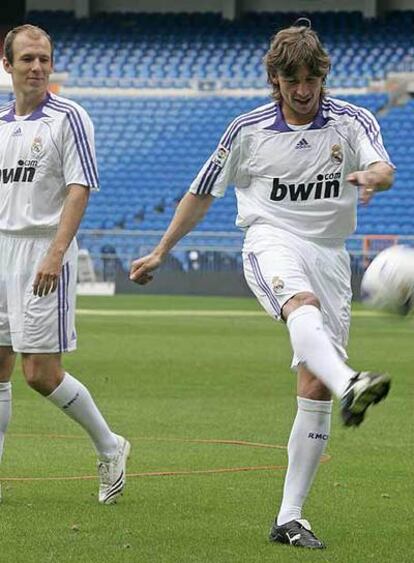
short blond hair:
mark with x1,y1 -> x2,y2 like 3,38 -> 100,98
3,24 -> 53,64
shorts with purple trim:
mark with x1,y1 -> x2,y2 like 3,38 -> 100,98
0,233 -> 77,353
242,224 -> 352,365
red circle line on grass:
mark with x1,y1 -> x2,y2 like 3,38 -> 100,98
3,434 -> 331,481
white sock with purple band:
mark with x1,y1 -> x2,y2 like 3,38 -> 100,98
287,305 -> 354,398
0,382 -> 12,462
277,397 -> 332,525
47,372 -> 118,461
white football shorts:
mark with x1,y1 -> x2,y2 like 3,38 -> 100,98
242,224 -> 352,366
0,232 -> 78,353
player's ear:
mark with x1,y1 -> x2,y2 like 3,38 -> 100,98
3,57 -> 12,74
270,74 -> 279,86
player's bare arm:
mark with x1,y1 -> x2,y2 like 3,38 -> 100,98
33,184 -> 90,296
347,161 -> 394,205
130,192 -> 214,285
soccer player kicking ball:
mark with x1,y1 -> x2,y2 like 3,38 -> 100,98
0,25 -> 129,504
130,20 -> 393,549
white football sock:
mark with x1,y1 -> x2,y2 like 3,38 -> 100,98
47,372 -> 118,460
0,382 -> 12,462
277,397 -> 332,525
287,305 -> 355,397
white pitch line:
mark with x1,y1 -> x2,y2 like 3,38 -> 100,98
76,308 -> 392,318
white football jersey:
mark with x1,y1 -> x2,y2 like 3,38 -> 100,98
0,92 -> 98,234
190,97 -> 393,242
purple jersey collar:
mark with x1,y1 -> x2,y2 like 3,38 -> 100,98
0,91 -> 51,122
266,101 -> 331,132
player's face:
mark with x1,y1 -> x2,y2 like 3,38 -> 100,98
3,32 -> 53,99
275,66 -> 323,125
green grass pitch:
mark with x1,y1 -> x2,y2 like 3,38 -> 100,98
1,295 -> 412,562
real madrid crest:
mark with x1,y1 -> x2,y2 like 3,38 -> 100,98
272,276 -> 285,293
31,137 -> 43,157
330,144 -> 343,164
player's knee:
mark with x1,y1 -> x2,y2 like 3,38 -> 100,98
300,379 -> 331,401
298,365 -> 331,400
282,292 -> 321,320
301,295 -> 321,309
23,362 -> 44,390
22,357 -> 62,394
0,349 -> 16,380
0,361 -> 14,381
24,371 -> 60,395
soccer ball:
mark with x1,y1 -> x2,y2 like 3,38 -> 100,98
361,245 -> 414,315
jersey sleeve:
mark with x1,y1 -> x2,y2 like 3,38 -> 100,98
354,108 -> 394,170
61,105 -> 99,190
189,119 -> 242,198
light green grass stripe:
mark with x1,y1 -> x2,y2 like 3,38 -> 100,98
77,309 -> 264,317
76,308 -> 391,318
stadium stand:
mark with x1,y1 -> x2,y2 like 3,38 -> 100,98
3,11 -> 414,276
72,89 -> 413,275
75,93 -> 390,234
26,11 -> 414,88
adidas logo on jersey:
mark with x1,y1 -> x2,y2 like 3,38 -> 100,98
12,126 -> 22,137
295,138 -> 311,149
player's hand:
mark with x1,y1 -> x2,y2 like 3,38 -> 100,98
347,170 -> 378,205
33,253 -> 63,297
129,253 -> 162,285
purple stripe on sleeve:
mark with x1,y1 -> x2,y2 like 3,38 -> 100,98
49,96 -> 99,185
47,99 -> 99,187
200,166 -> 223,194
194,107 -> 277,195
221,104 -> 277,145
196,160 -> 216,195
197,166 -> 222,195
324,100 -> 377,140
323,100 -> 390,162
328,104 -> 389,162
248,252 -> 281,318
47,102 -> 93,187
222,106 -> 277,149
197,106 -> 275,194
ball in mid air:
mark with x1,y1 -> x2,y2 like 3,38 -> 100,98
361,245 -> 414,315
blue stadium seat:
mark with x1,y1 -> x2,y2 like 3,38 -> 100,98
21,11 -> 414,261
62,92 -> 414,253
26,10 -> 414,88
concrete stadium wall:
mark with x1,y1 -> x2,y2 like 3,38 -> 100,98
115,270 -> 253,297
115,269 -> 364,299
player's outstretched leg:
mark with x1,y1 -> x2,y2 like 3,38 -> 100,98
340,371 -> 391,427
287,306 -> 391,426
98,434 -> 131,504
269,518 -> 325,549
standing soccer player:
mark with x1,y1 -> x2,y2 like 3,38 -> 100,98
0,25 -> 130,504
130,21 -> 394,548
